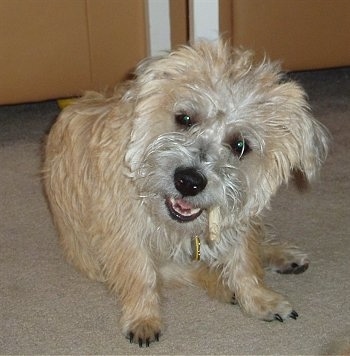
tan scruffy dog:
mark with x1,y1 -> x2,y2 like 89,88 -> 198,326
43,40 -> 329,347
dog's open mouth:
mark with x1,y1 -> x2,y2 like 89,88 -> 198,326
165,197 -> 203,223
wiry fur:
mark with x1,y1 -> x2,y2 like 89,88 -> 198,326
43,40 -> 329,346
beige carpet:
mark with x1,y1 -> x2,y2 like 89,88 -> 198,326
1,68 -> 349,355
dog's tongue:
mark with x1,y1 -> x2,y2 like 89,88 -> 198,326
174,198 -> 194,211
166,197 -> 202,222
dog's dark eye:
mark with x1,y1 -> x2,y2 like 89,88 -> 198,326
175,114 -> 193,128
231,138 -> 250,158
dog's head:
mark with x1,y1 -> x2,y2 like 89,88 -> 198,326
124,40 -> 329,236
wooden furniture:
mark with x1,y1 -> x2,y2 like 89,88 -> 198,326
1,0 -> 348,105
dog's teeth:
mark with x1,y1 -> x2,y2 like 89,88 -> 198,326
171,198 -> 200,216
165,197 -> 203,222
209,206 -> 221,242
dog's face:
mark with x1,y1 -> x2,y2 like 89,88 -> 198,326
124,41 -> 328,236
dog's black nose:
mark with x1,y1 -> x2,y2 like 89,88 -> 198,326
174,167 -> 207,196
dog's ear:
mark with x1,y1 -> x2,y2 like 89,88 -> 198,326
267,80 -> 330,185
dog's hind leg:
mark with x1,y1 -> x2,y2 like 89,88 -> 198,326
161,263 -> 236,304
191,263 -> 237,303
52,213 -> 105,281
254,223 -> 310,275
260,240 -> 310,274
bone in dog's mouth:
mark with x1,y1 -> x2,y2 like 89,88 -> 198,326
165,197 -> 203,223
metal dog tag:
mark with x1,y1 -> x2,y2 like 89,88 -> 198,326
191,236 -> 201,261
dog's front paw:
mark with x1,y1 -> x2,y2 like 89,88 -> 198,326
240,288 -> 298,322
126,318 -> 161,347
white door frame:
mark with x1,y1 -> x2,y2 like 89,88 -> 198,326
145,0 -> 171,56
189,0 -> 219,42
146,0 -> 220,56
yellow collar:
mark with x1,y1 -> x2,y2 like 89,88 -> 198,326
191,236 -> 201,261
